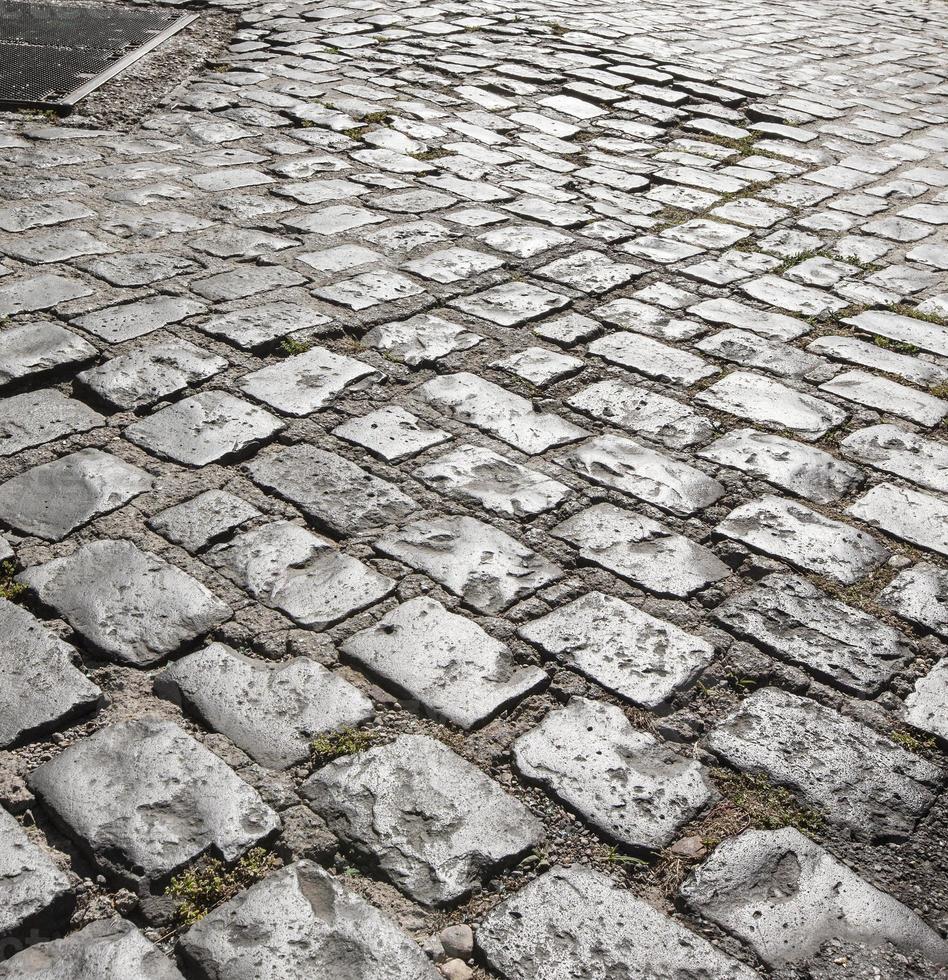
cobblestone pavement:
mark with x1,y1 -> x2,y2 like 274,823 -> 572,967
1,0 -> 948,976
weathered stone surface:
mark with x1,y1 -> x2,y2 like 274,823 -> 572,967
364,314 -> 482,366
558,434 -> 724,516
689,296 -> 809,341
715,574 -> 910,695
700,428 -> 861,504
28,718 -> 279,884
207,521 -> 394,629
681,828 -> 948,967
342,597 -> 546,729
0,321 -> 95,387
820,370 -> 947,427
0,273 -> 92,317
419,372 -> 586,455
74,295 -> 205,344
493,346 -> 584,386
0,390 -> 104,457
697,328 -> 823,378
239,346 -> 380,416
0,806 -> 73,945
179,861 -> 439,980
333,406 -> 451,462
696,372 -> 846,439
302,734 -> 543,905
451,281 -> 569,326
519,591 -> 714,708
553,503 -> 729,597
705,688 -> 942,840
155,643 -> 373,769
126,392 -> 283,466
840,424 -> 946,494
0,919 -> 184,979
375,516 -> 561,614
19,539 -> 231,666
589,331 -> 717,385
514,698 -> 715,848
844,309 -> 948,358
808,335 -> 948,387
76,339 -> 227,411
414,444 -> 569,517
879,562 -> 948,638
0,449 -> 153,541
199,302 -> 330,351
903,659 -> 948,742
0,599 -> 103,748
148,490 -> 260,553
568,379 -> 714,449
248,444 -> 417,537
716,495 -> 889,584
847,483 -> 948,558
477,865 -> 757,980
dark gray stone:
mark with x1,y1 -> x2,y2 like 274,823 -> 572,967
0,390 -> 104,457
0,321 -> 95,388
148,490 -> 260,553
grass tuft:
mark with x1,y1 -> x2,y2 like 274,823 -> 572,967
310,727 -> 380,766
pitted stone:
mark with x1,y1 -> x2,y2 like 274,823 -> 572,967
364,314 -> 482,366
477,865 -> 757,980
206,521 -> 394,629
0,273 -> 92,316
375,515 -> 561,614
706,688 -> 942,840
903,659 -> 948,742
553,502 -> 729,597
879,563 -> 948,638
519,591 -> 714,707
301,734 -> 543,905
700,428 -> 861,504
333,407 -> 451,462
248,444 -> 417,536
72,295 -> 205,343
414,444 -> 570,517
697,328 -> 823,378
848,483 -> 948,558
199,302 -> 330,351
451,281 -> 570,327
715,574 -> 910,696
178,862 -> 439,980
148,490 -> 261,553
0,389 -> 104,457
558,434 -> 724,516
0,321 -> 95,387
155,643 -> 373,769
589,331 -> 717,385
681,827 -> 948,968
0,919 -> 184,980
716,495 -> 889,584
28,718 -> 279,884
419,372 -> 586,455
341,597 -> 547,729
238,346 -> 380,416
492,346 -> 583,386
0,449 -> 153,541
514,698 -> 715,848
126,392 -> 283,466
840,424 -> 946,494
19,539 -> 231,666
820,371 -> 947,427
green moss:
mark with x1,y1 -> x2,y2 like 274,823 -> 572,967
166,848 -> 280,925
412,148 -> 450,161
279,337 -> 313,356
890,729 -> 936,753
872,334 -> 918,354
310,727 -> 380,766
709,768 -> 824,840
0,562 -> 26,603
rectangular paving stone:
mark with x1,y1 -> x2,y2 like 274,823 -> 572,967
568,379 -> 714,449
414,444 -> 569,517
840,424 -> 946,494
301,734 -> 543,905
155,642 -> 373,769
478,866 -> 757,980
0,389 -> 104,457
557,434 -> 724,516
688,296 -> 810,341
0,448 -> 153,541
903,659 -> 948,743
178,862 -> 439,980
0,320 -> 96,387
238,346 -> 380,416
807,335 -> 948,387
519,591 -> 714,708
879,562 -> 948,639
589,331 -> 718,385
552,502 -> 729,597
705,688 -> 942,840
72,295 -> 205,343
247,444 -> 418,536
19,539 -> 231,666
696,372 -> 847,440
696,328 -> 823,378
198,301 -> 331,351
715,573 -> 911,696
514,697 -> 715,849
419,372 -> 586,455
492,346 -> 584,386
375,515 -> 561,614
0,199 -> 93,233
364,314 -> 483,366
191,264 -> 306,303
820,370 -> 947,426
592,297 -> 705,342
681,827 -> 948,968
126,392 -> 284,466
450,281 -> 570,327
313,270 -> 426,311
28,718 -> 279,885
843,309 -> 948,357
341,597 -> 547,729
148,489 -> 260,553
206,521 -> 394,629
700,428 -> 862,504
716,495 -> 890,584
332,406 -> 451,462
0,598 -> 103,748
847,483 -> 948,558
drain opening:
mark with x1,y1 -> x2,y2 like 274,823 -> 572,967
0,0 -> 197,111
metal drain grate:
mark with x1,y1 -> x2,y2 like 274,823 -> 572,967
0,0 -> 197,110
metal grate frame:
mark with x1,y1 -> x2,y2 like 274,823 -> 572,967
0,0 -> 197,110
